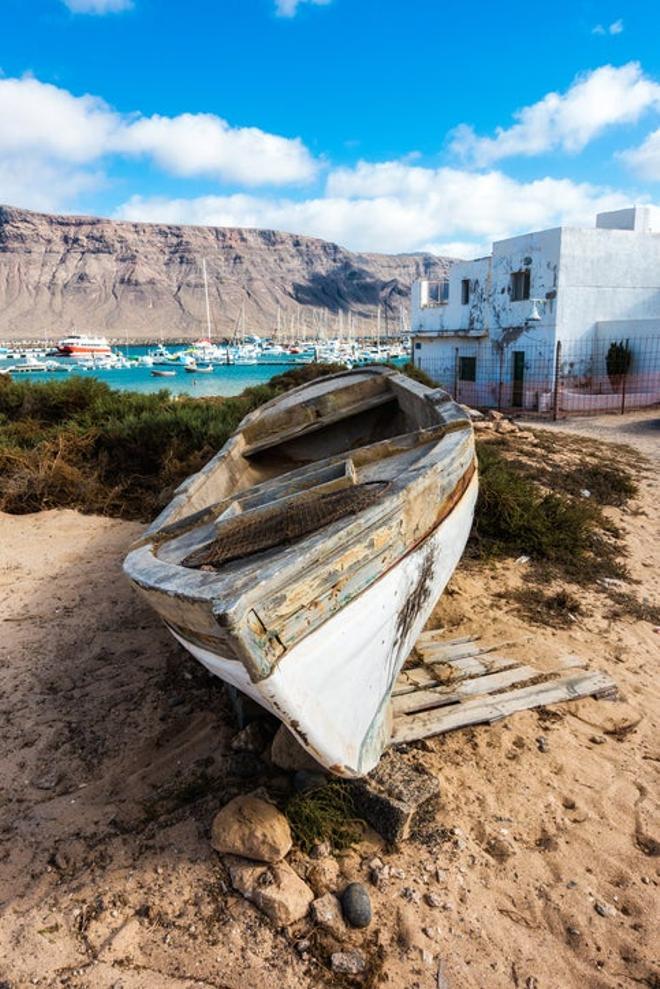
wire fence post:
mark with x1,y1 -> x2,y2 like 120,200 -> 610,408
497,346 -> 504,412
620,339 -> 629,415
552,339 -> 562,421
453,347 -> 459,400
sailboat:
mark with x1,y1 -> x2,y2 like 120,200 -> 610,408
124,366 -> 477,777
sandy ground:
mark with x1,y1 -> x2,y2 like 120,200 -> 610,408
518,409 -> 660,462
0,424 -> 658,989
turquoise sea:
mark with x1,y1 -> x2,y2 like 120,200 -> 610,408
2,346 -> 407,397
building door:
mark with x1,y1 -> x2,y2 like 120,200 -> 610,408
512,351 -> 525,407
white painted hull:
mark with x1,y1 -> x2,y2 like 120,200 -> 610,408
168,473 -> 478,777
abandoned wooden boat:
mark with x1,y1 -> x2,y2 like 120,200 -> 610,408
123,367 -> 477,776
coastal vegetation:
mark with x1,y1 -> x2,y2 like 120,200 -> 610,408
0,364 -> 343,518
0,367 -> 639,592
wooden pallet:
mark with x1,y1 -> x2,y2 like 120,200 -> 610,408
390,633 -> 617,745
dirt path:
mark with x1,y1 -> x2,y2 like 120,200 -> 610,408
0,432 -> 658,989
517,408 -> 660,461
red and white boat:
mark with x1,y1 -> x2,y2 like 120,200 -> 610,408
56,335 -> 113,359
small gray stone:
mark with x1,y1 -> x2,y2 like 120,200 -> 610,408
594,901 -> 616,918
536,736 -> 549,753
426,892 -> 443,908
340,882 -> 372,928
331,950 -> 366,975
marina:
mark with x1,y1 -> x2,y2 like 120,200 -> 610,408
0,335 -> 411,396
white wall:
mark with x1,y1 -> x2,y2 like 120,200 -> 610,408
555,227 -> 660,348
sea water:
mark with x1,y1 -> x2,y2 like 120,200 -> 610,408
1,346 -> 405,398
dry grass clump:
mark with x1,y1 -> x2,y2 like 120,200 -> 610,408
0,364 -> 344,519
503,587 -> 585,628
286,781 -> 363,852
605,591 -> 660,625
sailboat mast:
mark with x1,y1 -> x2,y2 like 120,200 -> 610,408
202,258 -> 212,342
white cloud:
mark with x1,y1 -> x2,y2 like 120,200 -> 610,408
120,114 -> 317,186
619,128 -> 660,180
593,19 -> 624,35
275,0 -> 331,17
452,63 -> 660,166
116,162 -> 632,256
0,77 -> 122,162
0,157 -> 104,213
63,0 -> 133,12
0,75 -> 317,191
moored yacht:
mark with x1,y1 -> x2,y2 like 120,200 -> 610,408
55,335 -> 113,359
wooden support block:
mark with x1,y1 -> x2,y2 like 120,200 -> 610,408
349,753 -> 441,843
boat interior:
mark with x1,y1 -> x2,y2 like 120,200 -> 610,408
151,370 -> 470,574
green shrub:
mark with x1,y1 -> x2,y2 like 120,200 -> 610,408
472,442 -> 625,581
286,781 -> 363,852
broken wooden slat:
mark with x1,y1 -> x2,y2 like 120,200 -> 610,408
393,654 -> 518,696
417,645 -> 498,666
392,665 -> 540,716
390,670 -> 617,744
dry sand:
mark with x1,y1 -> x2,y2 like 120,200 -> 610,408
0,425 -> 658,989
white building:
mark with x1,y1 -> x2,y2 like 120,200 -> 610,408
411,207 -> 660,411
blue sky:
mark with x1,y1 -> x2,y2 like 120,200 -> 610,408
3,0 -> 660,256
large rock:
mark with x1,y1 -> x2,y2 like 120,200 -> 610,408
270,725 -> 325,773
226,856 -> 314,926
211,795 -> 292,863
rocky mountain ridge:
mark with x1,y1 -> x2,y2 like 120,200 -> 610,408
0,205 -> 452,341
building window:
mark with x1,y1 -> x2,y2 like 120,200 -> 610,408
426,280 -> 449,305
459,356 -> 476,382
415,341 -> 422,350
461,279 -> 470,305
510,269 -> 531,301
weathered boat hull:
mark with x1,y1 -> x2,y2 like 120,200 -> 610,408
124,367 -> 477,776
165,473 -> 477,776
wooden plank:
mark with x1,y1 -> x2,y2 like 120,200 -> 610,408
242,391 -> 395,456
390,671 -> 617,744
393,654 -> 518,695
417,642 -> 498,664
415,632 -> 479,648
392,665 -> 540,715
